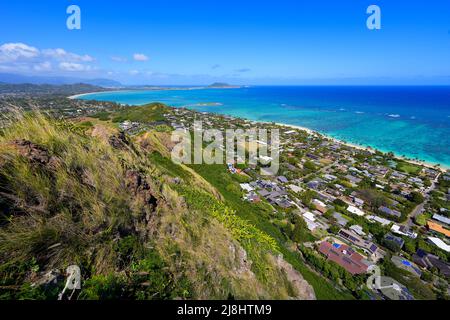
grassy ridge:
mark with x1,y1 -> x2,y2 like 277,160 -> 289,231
0,110 -> 315,300
90,103 -> 169,123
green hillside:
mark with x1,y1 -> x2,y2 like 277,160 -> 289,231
0,110 -> 318,300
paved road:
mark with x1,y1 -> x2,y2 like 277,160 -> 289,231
403,173 -> 441,228
405,202 -> 425,228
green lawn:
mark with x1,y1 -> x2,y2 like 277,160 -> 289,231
396,161 -> 422,175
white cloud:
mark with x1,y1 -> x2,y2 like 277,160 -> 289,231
0,42 -> 95,74
33,61 -> 52,72
129,69 -> 140,75
43,48 -> 94,62
59,62 -> 91,72
133,53 -> 149,61
0,43 -> 39,62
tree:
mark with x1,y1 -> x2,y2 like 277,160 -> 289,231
409,191 -> 425,204
328,225 -> 340,235
404,238 -> 417,255
304,160 -> 316,171
291,216 -> 313,243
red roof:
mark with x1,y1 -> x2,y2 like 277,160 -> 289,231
318,241 -> 368,275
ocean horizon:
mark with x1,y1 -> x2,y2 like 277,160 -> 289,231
79,86 -> 450,168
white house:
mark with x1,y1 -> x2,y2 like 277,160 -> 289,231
366,215 -> 392,226
428,237 -> 450,253
239,183 -> 254,193
347,205 -> 365,217
391,224 -> 417,239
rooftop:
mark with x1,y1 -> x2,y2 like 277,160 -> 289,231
319,241 -> 369,275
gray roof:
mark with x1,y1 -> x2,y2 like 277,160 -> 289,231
433,214 -> 450,225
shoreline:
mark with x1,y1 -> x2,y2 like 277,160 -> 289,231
271,122 -> 448,172
68,90 -> 126,100
70,91 -> 449,172
68,86 -> 242,100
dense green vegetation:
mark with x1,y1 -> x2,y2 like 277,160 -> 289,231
0,83 -> 105,97
91,103 -> 169,124
0,110 -> 317,300
188,164 -> 354,299
299,245 -> 367,298
381,258 -> 436,300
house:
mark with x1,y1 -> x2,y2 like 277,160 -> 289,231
312,199 -> 327,214
244,193 -> 261,203
391,224 -> 417,239
345,174 -> 362,185
318,242 -> 369,275
379,206 -> 402,218
306,153 -> 319,160
307,180 -> 322,190
432,214 -> 450,226
347,205 -> 365,217
376,277 -> 414,300
119,120 -> 139,131
391,171 -> 407,180
302,212 -> 318,231
333,212 -> 349,227
277,176 -> 289,184
408,177 -> 423,185
413,249 -> 450,277
239,183 -> 254,193
267,191 -> 282,201
427,237 -> 450,253
338,229 -> 383,261
427,221 -> 450,238
323,174 -> 337,182
257,189 -> 270,198
352,197 -> 365,207
349,225 -> 366,237
288,184 -> 303,193
383,233 -> 405,251
275,198 -> 293,209
317,191 -> 336,203
366,215 -> 392,226
285,163 -> 297,171
391,256 -> 422,277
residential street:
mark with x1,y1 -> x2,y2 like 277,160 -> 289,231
403,173 -> 441,228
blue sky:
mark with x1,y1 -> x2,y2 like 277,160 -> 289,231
1,0 -> 450,85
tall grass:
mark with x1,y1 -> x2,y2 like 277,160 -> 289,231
0,109 -> 318,300
0,112 -> 141,276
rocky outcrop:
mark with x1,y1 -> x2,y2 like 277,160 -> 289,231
125,170 -> 159,237
11,139 -> 59,169
125,170 -> 158,208
275,255 -> 316,300
109,132 -> 130,150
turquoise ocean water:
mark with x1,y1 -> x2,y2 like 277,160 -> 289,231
79,86 -> 450,168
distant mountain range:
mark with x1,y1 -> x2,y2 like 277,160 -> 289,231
0,83 -> 108,97
0,73 -> 123,88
